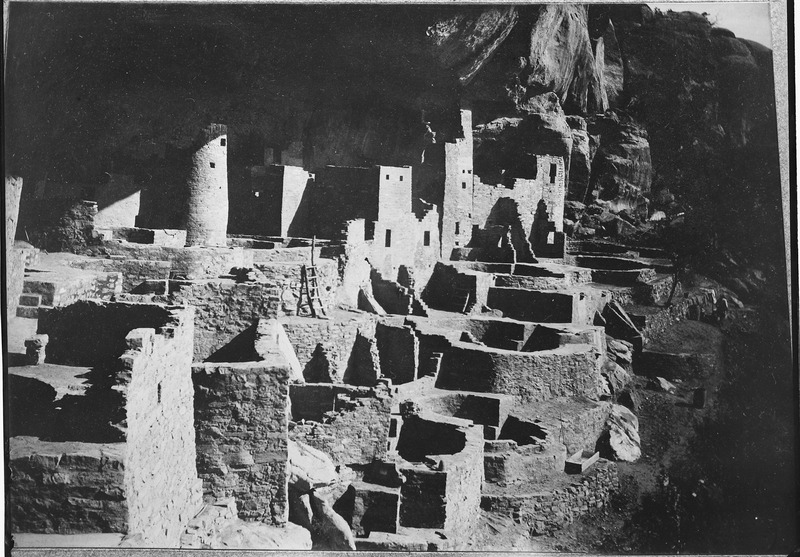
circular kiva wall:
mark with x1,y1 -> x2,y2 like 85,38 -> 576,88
184,123 -> 229,247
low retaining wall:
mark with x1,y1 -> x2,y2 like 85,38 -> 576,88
481,460 -> 618,535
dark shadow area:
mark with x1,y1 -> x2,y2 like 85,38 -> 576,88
205,324 -> 260,363
498,415 -> 547,446
396,415 -> 467,462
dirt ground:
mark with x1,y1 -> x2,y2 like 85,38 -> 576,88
474,306 -> 797,553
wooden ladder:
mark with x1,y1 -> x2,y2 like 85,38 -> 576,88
297,237 -> 328,318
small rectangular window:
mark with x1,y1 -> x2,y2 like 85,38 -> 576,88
468,169 -> 472,174
462,182 -> 467,189
386,174 -> 390,180
220,138 -> 226,146
455,222 -> 460,235
210,162 -> 216,168
385,229 -> 392,247
399,175 -> 403,181
423,231 -> 431,246
549,163 -> 557,183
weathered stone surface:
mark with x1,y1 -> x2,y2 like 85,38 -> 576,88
598,404 -> 641,462
287,440 -> 338,494
587,111 -> 652,216
348,481 -> 401,536
289,383 -> 393,467
309,491 -> 356,550
600,358 -> 631,395
607,337 -> 633,370
567,117 -> 592,201
24,334 -> 49,365
193,361 -> 291,525
6,175 -> 23,247
473,109 -> 572,181
648,376 -> 678,394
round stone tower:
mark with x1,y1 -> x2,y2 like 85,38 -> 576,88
184,123 -> 229,247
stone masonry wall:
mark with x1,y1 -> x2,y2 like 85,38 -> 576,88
7,248 -> 26,320
254,258 -> 339,316
119,309 -> 203,547
19,198 -> 100,253
281,312 -> 377,380
169,280 -> 281,362
38,300 -> 175,367
87,243 -> 252,280
481,460 -> 619,535
8,438 -> 128,534
289,382 -> 392,467
67,257 -> 172,292
193,360 -> 291,525
436,341 -> 604,402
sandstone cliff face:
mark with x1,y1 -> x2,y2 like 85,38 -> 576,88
606,5 -> 782,287
5,4 -> 609,179
5,3 -> 783,292
586,111 -> 652,215
464,5 -> 607,120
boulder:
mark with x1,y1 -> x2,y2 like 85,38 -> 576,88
599,404 -> 641,462
289,489 -> 314,531
601,358 -> 632,394
287,440 -> 338,493
648,376 -> 677,394
607,338 -> 633,369
309,491 -> 357,550
616,388 -> 641,412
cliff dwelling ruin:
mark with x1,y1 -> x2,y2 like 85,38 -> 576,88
3,2 -> 795,553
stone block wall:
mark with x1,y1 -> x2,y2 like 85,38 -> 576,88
86,243 -> 253,280
169,280 -> 281,361
281,313 -> 377,381
67,257 -> 172,292
375,323 -> 418,384
398,467 -> 448,528
38,300 -> 176,367
441,110 -> 474,257
120,313 -> 203,547
10,302 -> 201,546
92,174 -> 142,229
289,382 -> 392,467
396,413 -> 484,534
193,360 -> 291,525
22,269 -> 122,310
481,460 -> 619,535
436,341 -> 604,402
314,166 -> 380,240
441,426 -> 484,533
19,198 -> 101,253
486,287 -> 589,323
109,227 -> 187,247
8,438 -> 128,534
255,258 -> 339,316
484,439 -> 567,486
6,248 -> 26,319
253,165 -> 313,237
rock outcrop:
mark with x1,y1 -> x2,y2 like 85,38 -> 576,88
598,404 -> 641,462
